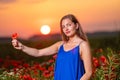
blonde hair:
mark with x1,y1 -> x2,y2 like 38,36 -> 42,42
60,14 -> 88,42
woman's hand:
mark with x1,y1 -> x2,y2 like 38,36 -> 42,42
12,39 -> 23,50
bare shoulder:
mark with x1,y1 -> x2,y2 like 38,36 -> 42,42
80,41 -> 90,47
55,41 -> 64,48
79,40 -> 91,55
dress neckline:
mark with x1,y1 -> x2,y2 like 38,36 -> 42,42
62,40 -> 84,53
62,45 -> 79,53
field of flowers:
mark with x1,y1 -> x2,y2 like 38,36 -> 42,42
0,36 -> 120,80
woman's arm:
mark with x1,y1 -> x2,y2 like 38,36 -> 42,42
12,39 -> 62,57
79,41 -> 93,80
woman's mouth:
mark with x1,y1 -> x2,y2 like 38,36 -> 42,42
65,31 -> 70,34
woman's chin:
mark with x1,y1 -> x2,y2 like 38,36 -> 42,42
66,34 -> 74,37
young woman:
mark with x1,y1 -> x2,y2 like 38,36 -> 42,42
12,14 -> 92,80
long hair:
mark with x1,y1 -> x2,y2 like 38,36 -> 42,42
60,14 -> 88,42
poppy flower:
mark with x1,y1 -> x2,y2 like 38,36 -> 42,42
99,55 -> 107,65
93,57 -> 100,68
12,33 -> 18,39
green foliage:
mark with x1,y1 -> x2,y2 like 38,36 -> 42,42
0,70 -> 20,80
92,48 -> 120,80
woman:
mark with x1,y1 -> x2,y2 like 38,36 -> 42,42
12,14 -> 92,80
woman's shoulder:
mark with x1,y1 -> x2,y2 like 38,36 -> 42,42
79,40 -> 90,49
79,40 -> 89,47
79,40 -> 90,52
55,41 -> 64,46
55,41 -> 64,50
79,40 -> 90,55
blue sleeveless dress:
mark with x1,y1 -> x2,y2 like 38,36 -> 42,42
54,44 -> 85,80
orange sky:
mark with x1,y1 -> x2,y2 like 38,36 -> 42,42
0,0 -> 120,39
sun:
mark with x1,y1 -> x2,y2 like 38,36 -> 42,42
40,25 -> 51,35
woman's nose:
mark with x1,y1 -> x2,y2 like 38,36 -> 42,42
64,28 -> 68,32
64,26 -> 69,31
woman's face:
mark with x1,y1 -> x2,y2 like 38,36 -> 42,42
61,18 -> 78,37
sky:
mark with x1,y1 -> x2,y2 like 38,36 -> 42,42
0,0 -> 120,39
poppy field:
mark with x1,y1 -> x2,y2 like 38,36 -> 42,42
0,35 -> 120,80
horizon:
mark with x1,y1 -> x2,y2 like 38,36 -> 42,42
0,30 -> 119,40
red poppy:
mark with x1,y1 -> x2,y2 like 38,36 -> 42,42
33,70 -> 39,75
43,70 -> 50,78
23,63 -> 29,68
48,66 -> 54,71
93,57 -> 100,68
53,54 -> 57,59
22,74 -> 33,80
48,59 -> 54,63
39,66 -> 46,72
99,55 -> 107,65
12,33 -> 18,39
32,63 -> 41,70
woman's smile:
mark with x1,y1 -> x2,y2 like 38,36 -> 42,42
65,31 -> 71,34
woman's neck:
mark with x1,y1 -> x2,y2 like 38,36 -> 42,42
68,35 -> 80,43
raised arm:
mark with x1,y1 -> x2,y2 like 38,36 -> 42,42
80,41 -> 93,80
12,39 -> 62,57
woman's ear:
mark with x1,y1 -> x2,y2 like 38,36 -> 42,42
76,23 -> 79,29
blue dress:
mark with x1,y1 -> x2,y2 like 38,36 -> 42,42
54,44 -> 85,80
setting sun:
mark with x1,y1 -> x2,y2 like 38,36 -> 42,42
40,25 -> 51,35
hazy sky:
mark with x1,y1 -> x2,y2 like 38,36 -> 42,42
0,0 -> 120,39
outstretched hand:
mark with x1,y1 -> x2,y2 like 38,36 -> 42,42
12,39 -> 23,50
11,33 -> 23,50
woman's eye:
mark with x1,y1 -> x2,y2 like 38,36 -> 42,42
68,23 -> 71,26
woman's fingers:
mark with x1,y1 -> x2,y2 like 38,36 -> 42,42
12,39 -> 18,47
12,39 -> 23,50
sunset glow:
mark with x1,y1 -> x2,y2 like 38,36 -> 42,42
0,0 -> 119,39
